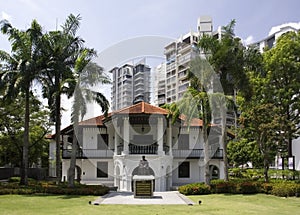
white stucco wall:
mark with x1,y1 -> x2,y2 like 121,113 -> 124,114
62,158 -> 114,186
172,159 -> 201,186
48,140 -> 56,177
292,138 -> 300,170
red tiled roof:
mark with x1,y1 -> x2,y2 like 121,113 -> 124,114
76,102 -> 205,127
48,102 -> 236,137
45,134 -> 54,139
112,102 -> 169,115
179,114 -> 203,127
76,102 -> 169,127
79,114 -> 111,126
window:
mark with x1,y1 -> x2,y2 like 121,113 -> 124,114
97,134 -> 108,150
178,162 -> 190,178
97,162 -> 108,178
178,134 -> 189,150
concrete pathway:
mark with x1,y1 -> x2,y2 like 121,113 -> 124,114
93,191 -> 194,205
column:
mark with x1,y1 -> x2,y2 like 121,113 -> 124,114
157,117 -> 164,155
123,117 -> 129,155
114,130 -> 118,155
167,118 -> 173,156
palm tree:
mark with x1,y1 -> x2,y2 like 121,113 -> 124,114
68,59 -> 110,187
0,19 -> 44,185
164,57 -> 214,185
198,20 -> 251,182
40,14 -> 87,183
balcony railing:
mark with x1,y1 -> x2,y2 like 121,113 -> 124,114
116,144 -> 170,155
62,149 -> 114,159
173,149 -> 223,159
129,144 -> 158,154
62,148 -> 223,159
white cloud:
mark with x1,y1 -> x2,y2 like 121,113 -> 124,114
242,35 -> 255,46
1,11 -> 12,22
268,22 -> 300,36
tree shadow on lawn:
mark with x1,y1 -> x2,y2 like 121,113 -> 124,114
22,194 -> 82,199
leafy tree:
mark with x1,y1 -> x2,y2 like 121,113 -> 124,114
0,93 -> 51,168
198,20 -> 248,181
199,19 -> 250,97
263,31 -> 300,157
238,68 -> 283,182
0,19 -> 45,185
241,102 -> 281,182
164,57 -> 216,185
227,138 -> 252,168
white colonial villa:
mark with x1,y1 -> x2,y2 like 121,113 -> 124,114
49,102 -> 229,191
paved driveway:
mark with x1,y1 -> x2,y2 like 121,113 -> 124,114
94,191 -> 194,205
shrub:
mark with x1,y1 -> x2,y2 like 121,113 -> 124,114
236,181 -> 261,194
8,177 -> 36,183
0,182 -> 109,196
210,180 -> 236,194
261,183 -> 273,194
178,183 -> 211,195
229,168 -> 244,178
271,182 -> 300,197
8,177 -> 21,183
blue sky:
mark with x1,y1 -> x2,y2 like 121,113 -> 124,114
1,0 -> 299,128
1,0 -> 300,53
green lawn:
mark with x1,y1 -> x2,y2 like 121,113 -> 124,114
0,194 -> 299,215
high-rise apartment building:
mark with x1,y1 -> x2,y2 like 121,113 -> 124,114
110,62 -> 151,111
164,31 -> 200,103
162,16 -> 214,104
250,24 -> 299,52
154,63 -> 166,106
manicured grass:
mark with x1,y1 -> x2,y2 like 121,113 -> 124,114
188,194 -> 300,215
0,194 -> 299,215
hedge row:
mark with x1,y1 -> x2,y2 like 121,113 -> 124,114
178,180 -> 300,197
0,180 -> 109,196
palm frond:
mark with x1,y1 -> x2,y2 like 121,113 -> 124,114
92,91 -> 110,116
62,14 -> 81,36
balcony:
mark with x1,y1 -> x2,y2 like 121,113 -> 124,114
116,144 -> 170,155
62,149 -> 114,158
173,149 -> 223,159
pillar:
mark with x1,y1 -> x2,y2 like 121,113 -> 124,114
114,130 -> 118,155
123,117 -> 129,155
157,117 -> 164,156
167,118 -> 173,156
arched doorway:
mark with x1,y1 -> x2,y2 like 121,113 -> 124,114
209,165 -> 220,180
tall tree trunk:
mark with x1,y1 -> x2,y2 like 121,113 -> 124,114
20,88 -> 30,186
203,125 -> 210,185
223,127 -> 229,181
55,77 -> 62,184
222,110 -> 229,181
288,137 -> 292,158
68,125 -> 78,187
203,107 -> 210,185
263,156 -> 269,182
286,109 -> 293,157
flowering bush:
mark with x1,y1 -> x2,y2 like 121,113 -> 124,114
178,183 -> 211,195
